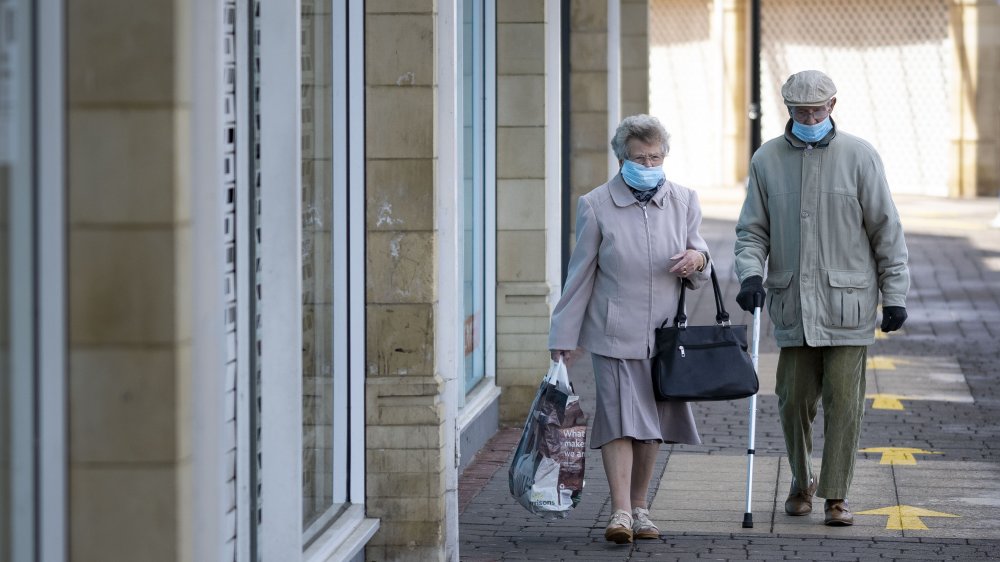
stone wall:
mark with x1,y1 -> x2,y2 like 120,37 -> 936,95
364,1 -> 448,560
66,0 -> 190,559
620,0 -> 649,117
495,1 -> 556,423
569,0 -> 611,245
949,0 -> 1000,197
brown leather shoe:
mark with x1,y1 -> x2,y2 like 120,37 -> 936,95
824,499 -> 854,526
784,478 -> 817,516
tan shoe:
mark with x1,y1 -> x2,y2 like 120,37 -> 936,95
631,507 -> 660,540
824,499 -> 854,526
784,477 -> 817,516
604,509 -> 633,544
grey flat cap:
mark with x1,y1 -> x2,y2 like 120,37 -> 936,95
781,70 -> 837,106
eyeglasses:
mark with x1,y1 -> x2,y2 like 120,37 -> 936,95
628,153 -> 665,166
791,105 -> 831,122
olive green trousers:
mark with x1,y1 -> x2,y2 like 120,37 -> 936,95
776,345 -> 867,500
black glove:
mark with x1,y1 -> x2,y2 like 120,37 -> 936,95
880,306 -> 907,332
736,275 -> 766,312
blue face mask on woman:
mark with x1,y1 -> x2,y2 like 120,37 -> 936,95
791,117 -> 833,143
620,160 -> 665,191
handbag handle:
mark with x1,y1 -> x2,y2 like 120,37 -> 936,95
669,266 -> 731,329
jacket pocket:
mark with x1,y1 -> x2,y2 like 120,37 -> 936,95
825,270 -> 869,328
764,271 -> 797,329
605,299 -> 619,336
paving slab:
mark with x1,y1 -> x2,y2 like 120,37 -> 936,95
868,354 -> 974,404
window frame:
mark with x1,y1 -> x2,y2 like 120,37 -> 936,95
36,0 -> 67,560
255,1 -> 304,557
302,0 -> 376,558
3,0 -> 66,559
456,0 -> 499,424
239,1 -> 375,559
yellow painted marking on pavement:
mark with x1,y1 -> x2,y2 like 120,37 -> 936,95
867,393 -> 908,410
856,505 -> 959,530
867,357 -> 901,370
858,447 -> 942,465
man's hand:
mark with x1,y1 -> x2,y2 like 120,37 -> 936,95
880,306 -> 907,332
736,275 -> 766,312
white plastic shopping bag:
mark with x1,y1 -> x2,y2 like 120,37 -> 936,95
508,359 -> 587,517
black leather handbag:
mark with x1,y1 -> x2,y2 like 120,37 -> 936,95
652,268 -> 759,401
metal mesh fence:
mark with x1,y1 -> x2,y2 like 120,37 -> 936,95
650,0 -> 950,195
649,0 -> 725,190
760,0 -> 950,195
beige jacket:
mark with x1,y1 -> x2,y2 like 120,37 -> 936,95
548,174 -> 711,360
734,121 -> 910,347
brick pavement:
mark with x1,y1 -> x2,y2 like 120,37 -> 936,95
459,190 -> 1000,561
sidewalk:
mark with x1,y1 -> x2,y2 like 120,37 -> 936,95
459,189 -> 1000,561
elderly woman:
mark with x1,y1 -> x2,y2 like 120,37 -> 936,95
548,114 -> 710,544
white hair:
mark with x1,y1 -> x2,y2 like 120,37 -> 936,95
610,114 -> 671,161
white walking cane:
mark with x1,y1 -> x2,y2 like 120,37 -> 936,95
742,306 -> 762,528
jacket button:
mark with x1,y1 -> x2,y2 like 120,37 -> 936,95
801,211 -> 809,218
847,288 -> 854,294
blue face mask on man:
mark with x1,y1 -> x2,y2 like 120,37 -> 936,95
620,159 -> 665,191
791,117 -> 833,144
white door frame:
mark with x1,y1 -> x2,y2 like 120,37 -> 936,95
6,0 -> 66,559
257,0 -> 304,558
190,0 -> 228,559
37,0 -> 67,560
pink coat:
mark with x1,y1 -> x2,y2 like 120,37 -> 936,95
548,174 -> 711,360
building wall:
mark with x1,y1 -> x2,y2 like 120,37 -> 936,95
620,0 -> 649,117
495,1 -> 556,423
364,1 -> 449,560
568,0 -> 612,245
66,0 -> 191,559
721,0 -> 749,187
949,0 -> 1000,197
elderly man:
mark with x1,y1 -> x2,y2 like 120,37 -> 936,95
734,70 -> 910,526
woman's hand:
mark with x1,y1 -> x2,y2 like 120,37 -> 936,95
669,250 -> 706,278
550,349 -> 574,365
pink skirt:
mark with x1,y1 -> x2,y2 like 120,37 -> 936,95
589,353 -> 701,449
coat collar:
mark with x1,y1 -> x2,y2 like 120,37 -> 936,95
609,173 -> 671,209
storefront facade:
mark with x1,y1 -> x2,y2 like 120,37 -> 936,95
1,1 -> 997,561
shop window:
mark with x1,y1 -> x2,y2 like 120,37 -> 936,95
301,0 -> 366,547
462,0 -> 488,397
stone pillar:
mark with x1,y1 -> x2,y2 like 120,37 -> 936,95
948,0 -> 1000,197
721,0 -> 749,187
495,1 -> 557,423
569,0 -> 612,244
66,0 -> 192,559
620,0 -> 648,117
364,3 -> 449,561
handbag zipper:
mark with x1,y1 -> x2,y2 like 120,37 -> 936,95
680,341 -> 740,351
678,341 -> 741,359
